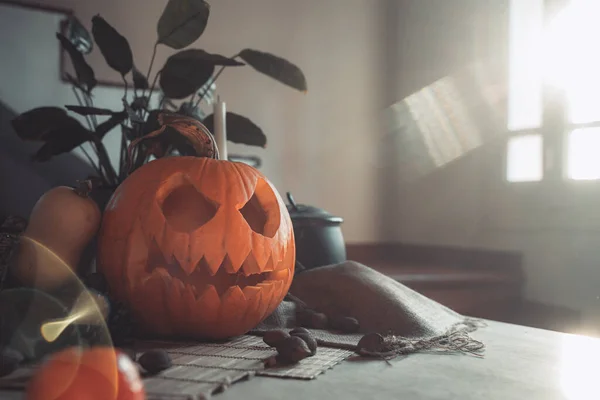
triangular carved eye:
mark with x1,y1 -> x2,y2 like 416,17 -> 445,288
239,178 -> 280,238
161,183 -> 217,232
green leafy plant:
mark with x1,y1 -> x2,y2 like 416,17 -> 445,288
11,0 -> 307,187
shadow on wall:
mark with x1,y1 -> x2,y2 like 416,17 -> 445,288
0,100 -> 96,219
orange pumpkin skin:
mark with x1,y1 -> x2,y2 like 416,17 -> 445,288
26,347 -> 145,400
14,186 -> 101,290
97,156 -> 295,339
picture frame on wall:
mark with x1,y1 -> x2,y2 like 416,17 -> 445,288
0,0 -> 127,88
0,0 -> 141,89
58,14 -> 143,89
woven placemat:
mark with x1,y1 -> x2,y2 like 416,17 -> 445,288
258,345 -> 354,380
0,335 -> 353,399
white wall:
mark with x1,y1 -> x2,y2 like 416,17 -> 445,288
0,0 -> 384,242
479,168 -> 600,335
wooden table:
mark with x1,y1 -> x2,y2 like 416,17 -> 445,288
2,320 -> 598,399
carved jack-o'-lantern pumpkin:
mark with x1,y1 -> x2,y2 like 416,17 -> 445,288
97,116 -> 295,339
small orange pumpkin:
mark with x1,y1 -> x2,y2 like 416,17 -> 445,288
97,115 -> 295,339
26,347 -> 145,400
14,183 -> 101,290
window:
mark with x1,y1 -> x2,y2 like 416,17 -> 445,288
507,0 -> 600,182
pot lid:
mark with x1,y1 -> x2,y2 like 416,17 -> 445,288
285,192 -> 343,224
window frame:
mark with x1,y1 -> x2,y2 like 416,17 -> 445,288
505,0 -> 600,184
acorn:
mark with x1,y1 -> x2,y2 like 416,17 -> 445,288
263,330 -> 290,347
138,349 -> 172,374
289,327 -> 311,335
276,336 -> 312,364
357,333 -> 386,353
290,332 -> 317,356
330,316 -> 360,333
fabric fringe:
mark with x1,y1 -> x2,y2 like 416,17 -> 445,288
356,318 -> 487,361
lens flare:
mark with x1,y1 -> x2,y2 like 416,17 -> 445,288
1,235 -> 113,363
41,290 -> 110,343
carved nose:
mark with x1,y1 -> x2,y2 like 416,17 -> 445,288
160,183 -> 217,232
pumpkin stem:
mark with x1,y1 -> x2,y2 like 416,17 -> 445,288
74,179 -> 93,198
126,112 -> 220,174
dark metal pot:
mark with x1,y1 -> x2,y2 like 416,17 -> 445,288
285,192 -> 346,270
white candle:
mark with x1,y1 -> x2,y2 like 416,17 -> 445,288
213,97 -> 228,161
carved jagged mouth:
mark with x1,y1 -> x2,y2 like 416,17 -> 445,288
145,239 -> 283,296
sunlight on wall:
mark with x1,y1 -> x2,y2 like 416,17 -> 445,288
380,61 -> 502,184
404,76 -> 482,168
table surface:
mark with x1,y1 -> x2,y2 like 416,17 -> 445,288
2,320 -> 598,400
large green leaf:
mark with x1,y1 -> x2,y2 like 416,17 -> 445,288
91,15 -> 133,76
31,122 -> 92,162
238,49 -> 307,92
56,33 -> 97,92
159,49 -> 242,99
160,63 -> 213,100
11,107 -> 70,141
157,0 -> 210,49
11,107 -> 95,161
94,111 -> 128,140
173,49 -> 244,66
203,112 -> 267,148
132,66 -> 149,90
65,105 -> 116,116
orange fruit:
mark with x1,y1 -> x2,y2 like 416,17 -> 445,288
26,347 -> 145,400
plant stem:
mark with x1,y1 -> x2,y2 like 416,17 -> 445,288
143,42 -> 158,99
79,91 -> 118,184
133,152 -> 148,172
94,139 -> 119,185
197,68 -> 224,107
78,144 -> 103,177
71,86 -> 94,131
122,75 -> 129,101
82,91 -> 98,130
119,75 -> 131,176
193,64 -> 228,109
148,70 -> 161,100
70,85 -> 109,183
143,69 -> 162,120
118,127 -> 128,180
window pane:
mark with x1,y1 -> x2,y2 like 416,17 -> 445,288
507,0 -> 543,131
542,0 -> 600,124
506,134 -> 543,182
567,128 -> 600,180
